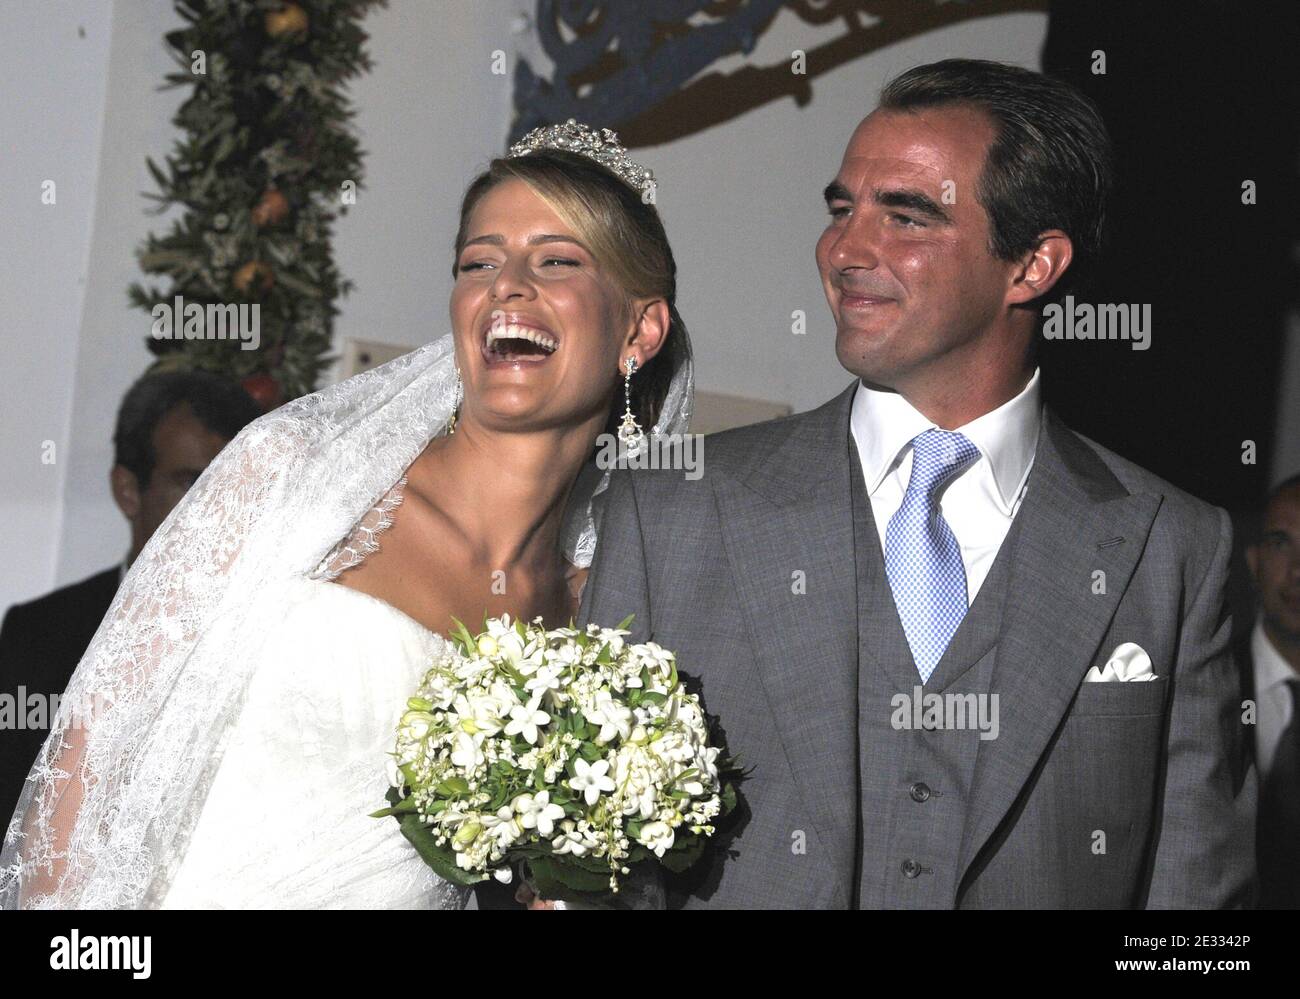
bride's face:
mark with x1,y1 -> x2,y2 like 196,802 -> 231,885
450,178 -> 632,433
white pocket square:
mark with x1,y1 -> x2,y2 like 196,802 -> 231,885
1084,641 -> 1158,682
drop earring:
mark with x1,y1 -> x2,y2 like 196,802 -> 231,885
448,365 -> 462,435
616,356 -> 644,453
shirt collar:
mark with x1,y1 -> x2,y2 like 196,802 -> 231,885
1253,619 -> 1299,695
850,367 -> 1043,515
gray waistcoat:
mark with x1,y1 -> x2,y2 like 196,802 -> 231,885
848,441 -> 1026,908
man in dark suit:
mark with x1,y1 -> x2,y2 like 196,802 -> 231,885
1,371 -> 260,825
1240,473 -> 1300,907
580,59 -> 1255,907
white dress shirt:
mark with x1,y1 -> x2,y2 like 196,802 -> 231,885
849,368 -> 1043,604
1252,619 -> 1299,781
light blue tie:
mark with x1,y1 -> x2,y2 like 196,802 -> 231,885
883,429 -> 981,683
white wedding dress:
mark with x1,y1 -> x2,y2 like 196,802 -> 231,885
160,483 -> 467,909
160,575 -> 465,909
0,333 -> 692,909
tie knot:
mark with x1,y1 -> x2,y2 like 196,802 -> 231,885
906,429 -> 980,496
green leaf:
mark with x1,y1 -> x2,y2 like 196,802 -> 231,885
658,832 -> 709,873
436,777 -> 470,796
520,854 -> 612,902
275,270 -> 324,299
144,155 -> 171,192
616,613 -> 636,631
395,813 -> 484,887
449,616 -> 478,656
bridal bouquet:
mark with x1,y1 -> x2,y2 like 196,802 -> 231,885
373,614 -> 736,904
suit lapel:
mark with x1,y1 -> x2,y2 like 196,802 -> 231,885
716,381 -> 861,879
955,411 -> 1162,889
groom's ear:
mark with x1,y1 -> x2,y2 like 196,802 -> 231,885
1006,229 -> 1073,306
623,297 -> 671,368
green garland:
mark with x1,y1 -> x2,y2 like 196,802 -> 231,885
128,0 -> 386,408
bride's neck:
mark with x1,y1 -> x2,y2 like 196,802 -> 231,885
410,415 -> 602,569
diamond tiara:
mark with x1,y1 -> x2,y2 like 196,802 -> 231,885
506,118 -> 656,199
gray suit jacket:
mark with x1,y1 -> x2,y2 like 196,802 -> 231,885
578,379 -> 1256,908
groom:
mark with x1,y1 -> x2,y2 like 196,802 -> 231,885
579,58 -> 1255,907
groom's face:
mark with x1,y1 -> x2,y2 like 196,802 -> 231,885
816,105 -> 1018,392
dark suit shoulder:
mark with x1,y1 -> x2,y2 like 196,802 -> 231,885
0,567 -> 120,682
4,567 -> 120,626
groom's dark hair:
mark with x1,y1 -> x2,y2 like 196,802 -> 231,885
880,58 -> 1114,301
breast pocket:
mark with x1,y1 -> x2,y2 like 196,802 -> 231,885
1070,675 -> 1169,717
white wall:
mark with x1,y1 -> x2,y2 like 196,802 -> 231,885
0,0 -> 115,610
324,0 -> 522,371
54,0 -> 191,589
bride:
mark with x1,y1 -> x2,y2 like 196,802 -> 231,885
0,122 -> 693,909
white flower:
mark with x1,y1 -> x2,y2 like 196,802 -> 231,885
551,820 -> 592,856
637,820 -> 676,858
450,730 -> 485,769
525,663 -> 565,699
399,709 -> 434,740
512,634 -> 548,676
504,694 -> 550,745
569,757 -> 616,806
597,629 -> 627,654
514,790 -> 566,837
587,691 -> 634,744
635,642 -> 675,678
481,805 -> 523,848
675,767 -> 706,796
453,692 -> 506,736
385,755 -> 405,790
420,671 -> 456,709
550,643 -> 584,669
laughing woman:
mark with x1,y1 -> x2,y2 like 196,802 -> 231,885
1,122 -> 693,909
